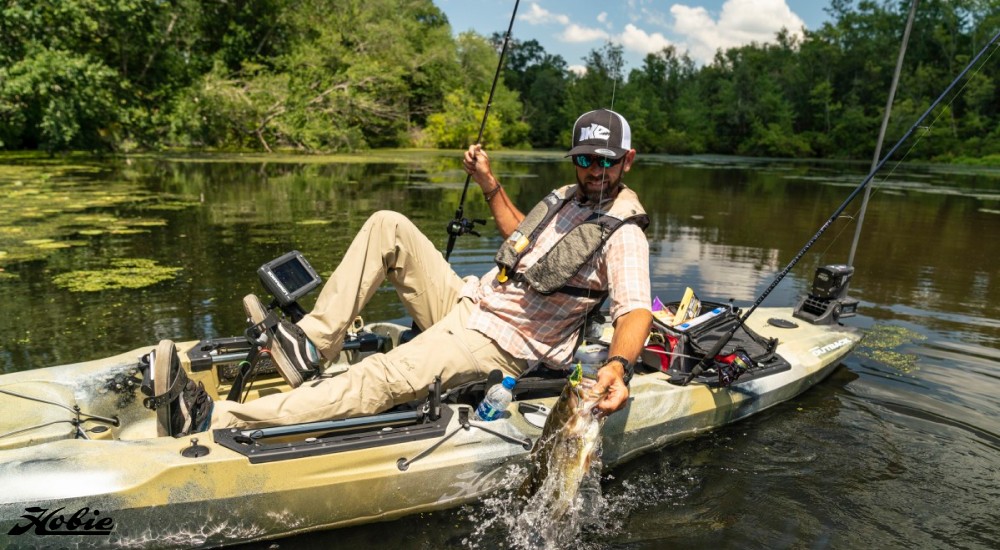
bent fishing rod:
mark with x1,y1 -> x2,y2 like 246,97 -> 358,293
445,0 -> 521,261
679,28 -> 1000,386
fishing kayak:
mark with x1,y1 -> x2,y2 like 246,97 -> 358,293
0,302 -> 858,548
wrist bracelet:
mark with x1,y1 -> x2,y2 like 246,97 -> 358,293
484,183 -> 502,202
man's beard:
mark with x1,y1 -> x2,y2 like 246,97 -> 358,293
576,170 -> 624,203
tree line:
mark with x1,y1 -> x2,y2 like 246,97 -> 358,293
1,0 -> 998,162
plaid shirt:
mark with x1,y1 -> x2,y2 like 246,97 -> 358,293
461,186 -> 651,366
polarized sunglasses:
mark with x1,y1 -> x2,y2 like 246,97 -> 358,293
572,154 -> 622,169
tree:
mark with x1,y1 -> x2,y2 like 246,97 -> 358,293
425,32 -> 527,149
562,43 -> 626,148
165,0 -> 460,151
0,48 -> 120,151
618,46 -> 697,154
497,37 -> 570,147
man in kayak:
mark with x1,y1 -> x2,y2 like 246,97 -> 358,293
202,108 -> 653,432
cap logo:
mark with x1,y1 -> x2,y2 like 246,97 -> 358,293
578,123 -> 611,142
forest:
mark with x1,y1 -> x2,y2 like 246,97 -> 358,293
1,0 -> 998,162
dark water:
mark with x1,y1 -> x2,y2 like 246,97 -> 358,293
1,151 -> 998,549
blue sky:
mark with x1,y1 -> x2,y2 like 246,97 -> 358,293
436,0 -> 833,72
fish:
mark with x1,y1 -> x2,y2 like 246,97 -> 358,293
515,370 -> 606,546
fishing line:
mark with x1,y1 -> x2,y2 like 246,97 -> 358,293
575,59 -> 623,374
514,60 -> 628,383
679,28 -> 1000,386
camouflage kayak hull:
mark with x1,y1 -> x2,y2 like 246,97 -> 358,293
0,307 -> 859,548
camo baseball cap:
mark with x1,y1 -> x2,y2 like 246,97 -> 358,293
566,108 -> 632,159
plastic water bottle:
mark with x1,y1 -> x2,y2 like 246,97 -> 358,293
475,376 -> 516,421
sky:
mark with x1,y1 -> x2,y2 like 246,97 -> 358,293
436,0 -> 833,72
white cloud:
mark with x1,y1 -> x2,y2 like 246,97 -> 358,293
517,2 -> 633,52
671,0 -> 806,64
521,6 -> 668,56
560,23 -> 610,43
568,64 -> 588,76
520,2 -> 570,26
516,0 -> 804,66
619,23 -> 672,55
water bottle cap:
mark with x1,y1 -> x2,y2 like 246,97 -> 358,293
501,376 -> 516,390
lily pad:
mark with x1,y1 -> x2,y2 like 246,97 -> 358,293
24,239 -> 56,246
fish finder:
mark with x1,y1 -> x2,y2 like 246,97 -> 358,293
257,250 -> 322,310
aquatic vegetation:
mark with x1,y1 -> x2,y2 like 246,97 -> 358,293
51,258 -> 183,292
857,324 -> 926,373
141,200 -> 203,211
0,162 -> 191,267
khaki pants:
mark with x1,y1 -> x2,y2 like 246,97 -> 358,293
212,211 -> 526,429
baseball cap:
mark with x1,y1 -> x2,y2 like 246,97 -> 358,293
566,109 -> 632,159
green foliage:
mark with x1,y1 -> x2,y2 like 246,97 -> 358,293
166,62 -> 280,150
0,0 -> 998,162
173,0 -> 461,152
426,90 -> 499,148
499,37 -> 570,147
0,47 -> 120,151
425,32 -> 527,149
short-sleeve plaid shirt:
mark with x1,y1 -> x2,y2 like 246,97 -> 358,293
461,186 -> 651,366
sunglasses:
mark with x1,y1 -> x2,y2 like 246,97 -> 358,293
572,154 -> 622,169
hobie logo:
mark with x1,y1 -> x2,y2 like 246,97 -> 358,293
8,506 -> 115,536
579,123 -> 611,142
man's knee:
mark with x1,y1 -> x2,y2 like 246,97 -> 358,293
367,210 -> 411,229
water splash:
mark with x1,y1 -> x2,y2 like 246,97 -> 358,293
461,378 -> 612,549
510,446 -> 606,549
459,462 -> 695,549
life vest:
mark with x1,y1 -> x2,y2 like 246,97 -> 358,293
494,184 -> 649,296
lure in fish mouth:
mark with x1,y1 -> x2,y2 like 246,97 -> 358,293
519,373 -> 607,524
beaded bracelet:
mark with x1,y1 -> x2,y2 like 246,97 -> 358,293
484,183 -> 502,202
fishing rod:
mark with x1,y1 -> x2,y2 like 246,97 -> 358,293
848,0 -> 919,266
679,28 -> 1000,387
445,0 -> 521,261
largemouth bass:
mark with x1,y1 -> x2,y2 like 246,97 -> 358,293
515,373 -> 606,546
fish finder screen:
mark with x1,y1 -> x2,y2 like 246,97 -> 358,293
257,251 -> 322,305
272,258 -> 313,292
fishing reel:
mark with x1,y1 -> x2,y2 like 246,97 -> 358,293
444,216 -> 487,259
446,217 -> 486,239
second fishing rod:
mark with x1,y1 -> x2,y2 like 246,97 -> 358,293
677,28 -> 1000,386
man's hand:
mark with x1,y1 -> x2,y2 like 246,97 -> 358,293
593,361 -> 629,416
592,308 -> 652,416
463,144 -> 498,192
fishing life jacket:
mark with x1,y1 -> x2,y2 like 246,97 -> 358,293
494,184 -> 649,296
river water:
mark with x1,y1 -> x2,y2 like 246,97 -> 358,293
1,151 -> 998,548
